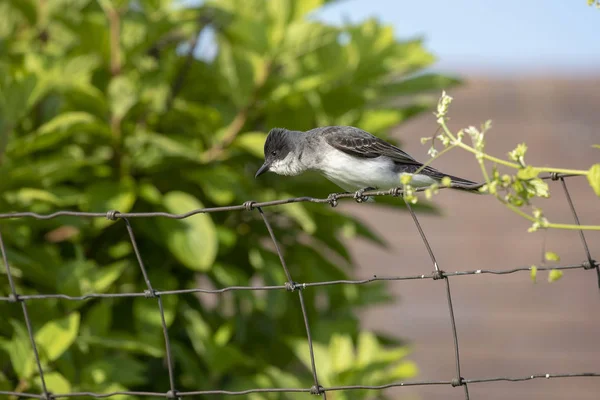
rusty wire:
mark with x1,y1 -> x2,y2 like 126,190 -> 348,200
0,173 -> 598,400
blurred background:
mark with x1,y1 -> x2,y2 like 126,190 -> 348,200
323,1 -> 600,399
0,1 -> 598,399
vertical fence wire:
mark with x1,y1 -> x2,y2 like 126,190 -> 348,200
123,217 -> 178,397
257,206 -> 326,398
557,176 -> 600,288
0,231 -> 50,399
403,198 -> 469,399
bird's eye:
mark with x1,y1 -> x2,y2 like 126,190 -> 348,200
271,151 -> 277,156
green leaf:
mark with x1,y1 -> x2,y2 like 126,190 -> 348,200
329,333 -> 355,373
92,260 -> 128,293
129,129 -> 203,162
35,313 -> 80,362
216,41 -> 265,107
204,342 -> 254,378
185,167 -> 239,206
356,109 -> 405,134
79,334 -> 163,357
133,294 -> 178,330
516,166 -> 540,180
0,370 -> 11,392
527,178 -> 549,198
587,164 -> 600,196
290,0 -> 325,18
357,331 -> 379,366
8,0 -> 37,24
219,9 -> 269,55
158,191 -> 218,271
64,84 -> 108,118
183,307 -> 212,351
213,322 -> 234,346
57,259 -> 98,297
530,265 -> 537,283
108,241 -> 132,258
0,74 -> 37,123
83,178 -> 136,228
545,251 -> 560,262
261,366 -> 303,391
232,131 -> 267,158
35,372 -> 71,394
548,269 -> 564,283
84,301 -> 113,336
278,202 -> 317,234
57,55 -> 102,87
83,355 -> 147,387
290,339 -> 332,383
279,21 -> 337,59
108,75 -> 138,120
508,143 -> 528,164
269,75 -> 322,101
121,18 -> 148,51
138,182 -> 163,205
4,188 -> 63,206
83,178 -> 136,212
3,321 -> 35,379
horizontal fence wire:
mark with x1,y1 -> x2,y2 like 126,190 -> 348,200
0,173 -> 598,400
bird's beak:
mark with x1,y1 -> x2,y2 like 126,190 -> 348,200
255,162 -> 270,178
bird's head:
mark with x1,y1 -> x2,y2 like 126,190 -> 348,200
255,128 -> 301,178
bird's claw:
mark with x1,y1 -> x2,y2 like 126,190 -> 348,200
327,193 -> 339,207
353,187 -> 374,203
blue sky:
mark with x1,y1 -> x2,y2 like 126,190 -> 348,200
183,0 -> 599,76
316,0 -> 600,76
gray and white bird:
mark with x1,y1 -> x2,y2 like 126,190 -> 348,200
255,126 -> 479,200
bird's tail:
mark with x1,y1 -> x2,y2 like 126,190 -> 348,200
416,165 -> 483,194
445,174 -> 484,193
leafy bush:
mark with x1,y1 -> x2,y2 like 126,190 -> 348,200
0,0 -> 457,398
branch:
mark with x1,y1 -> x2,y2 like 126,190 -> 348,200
166,34 -> 200,110
0,122 -> 11,166
165,14 -> 214,111
201,61 -> 273,163
100,1 -> 124,175
439,120 -> 588,175
419,91 -> 600,232
107,7 -> 121,76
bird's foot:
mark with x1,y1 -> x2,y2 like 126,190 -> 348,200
391,187 -> 403,197
353,187 -> 375,203
327,193 -> 340,207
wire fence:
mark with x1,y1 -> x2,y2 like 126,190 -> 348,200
0,173 -> 598,400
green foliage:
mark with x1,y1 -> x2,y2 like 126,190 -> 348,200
544,251 -> 560,262
416,92 -> 600,233
587,164 -> 600,196
296,332 -> 416,390
0,0 -> 457,397
530,266 -> 537,283
548,269 -> 564,283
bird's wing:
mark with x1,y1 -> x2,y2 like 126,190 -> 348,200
314,126 -> 421,165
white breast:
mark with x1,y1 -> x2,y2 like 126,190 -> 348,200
317,149 -> 398,191
316,147 -> 436,191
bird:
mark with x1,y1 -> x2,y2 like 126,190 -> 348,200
255,126 -> 479,201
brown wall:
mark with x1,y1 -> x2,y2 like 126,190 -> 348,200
343,77 -> 600,399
